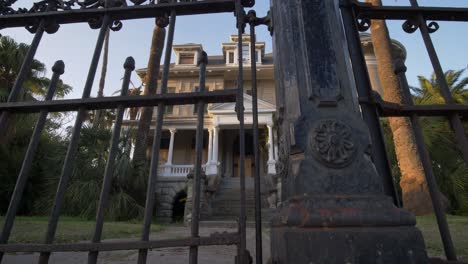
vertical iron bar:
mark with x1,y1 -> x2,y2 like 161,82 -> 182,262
340,0 -> 401,206
235,0 -> 247,263
38,15 -> 111,264
0,60 -> 64,263
189,50 -> 207,264
395,60 -> 458,261
87,57 -> 135,264
137,8 -> 176,264
409,0 -> 468,166
249,20 -> 262,264
0,20 -> 45,138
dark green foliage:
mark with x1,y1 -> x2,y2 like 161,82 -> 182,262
383,69 -> 468,215
36,125 -> 146,221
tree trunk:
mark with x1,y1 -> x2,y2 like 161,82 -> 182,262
366,0 -> 435,215
132,26 -> 166,168
93,28 -> 110,128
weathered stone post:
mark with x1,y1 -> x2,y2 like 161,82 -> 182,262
270,0 -> 429,262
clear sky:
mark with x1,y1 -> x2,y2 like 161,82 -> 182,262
2,0 -> 467,100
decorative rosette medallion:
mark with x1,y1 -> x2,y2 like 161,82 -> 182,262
310,119 -> 356,168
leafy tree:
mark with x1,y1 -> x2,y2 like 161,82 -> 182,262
411,69 -> 468,215
0,35 -> 72,101
35,126 -> 145,220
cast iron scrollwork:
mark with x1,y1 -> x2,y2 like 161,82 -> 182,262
426,21 -> 440,33
356,18 -> 371,32
403,19 -> 439,34
310,119 -> 356,168
245,9 -> 273,35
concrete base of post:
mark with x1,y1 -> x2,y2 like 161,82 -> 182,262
270,195 -> 429,263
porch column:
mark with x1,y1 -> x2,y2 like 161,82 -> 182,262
166,128 -> 177,165
212,126 -> 219,164
207,128 -> 213,164
267,124 -> 276,174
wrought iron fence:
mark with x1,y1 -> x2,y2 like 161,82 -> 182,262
0,0 -> 269,263
340,0 -> 468,261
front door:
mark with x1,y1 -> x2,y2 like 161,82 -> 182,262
233,155 -> 253,178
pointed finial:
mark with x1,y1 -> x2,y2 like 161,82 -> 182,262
197,50 -> 208,66
52,60 -> 65,75
124,56 -> 135,70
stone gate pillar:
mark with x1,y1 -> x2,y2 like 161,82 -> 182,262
270,0 -> 429,263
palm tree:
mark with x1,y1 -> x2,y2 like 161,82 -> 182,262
0,35 -> 72,142
412,69 -> 468,215
413,69 -> 468,105
0,35 -> 71,101
93,28 -> 111,128
132,25 -> 166,169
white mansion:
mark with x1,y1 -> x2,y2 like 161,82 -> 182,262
123,34 -> 405,223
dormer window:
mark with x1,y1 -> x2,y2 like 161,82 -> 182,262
227,51 -> 235,64
179,53 -> 195,65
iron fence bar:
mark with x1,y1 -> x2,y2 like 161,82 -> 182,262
189,50 -> 207,264
0,19 -> 45,138
408,0 -> 468,167
0,90 -> 238,113
0,232 -> 240,253
87,57 -> 134,264
394,59 -> 457,261
248,16 -> 262,264
38,15 -> 112,264
0,0 -> 235,29
0,60 -> 64,263
340,0 -> 401,206
235,0 -> 247,263
358,98 -> 468,117
350,1 -> 468,22
137,7 -> 176,263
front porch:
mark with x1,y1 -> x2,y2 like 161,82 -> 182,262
150,94 -> 279,178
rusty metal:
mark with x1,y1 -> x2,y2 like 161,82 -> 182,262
0,19 -> 45,138
0,0 -> 250,262
137,6 -> 176,262
407,0 -> 468,167
340,0 -> 401,206
341,0 -> 468,261
87,57 -> 134,264
235,0 -> 247,263
0,0 -> 235,29
0,233 -> 240,253
394,59 -> 457,261
189,50 -> 207,264
0,60 -> 64,262
348,0 -> 468,22
0,90 -> 237,113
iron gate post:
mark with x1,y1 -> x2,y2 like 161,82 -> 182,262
270,0 -> 428,263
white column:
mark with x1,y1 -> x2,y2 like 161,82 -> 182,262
267,125 -> 274,163
267,124 -> 276,174
212,126 -> 219,164
166,128 -> 177,165
207,128 -> 213,164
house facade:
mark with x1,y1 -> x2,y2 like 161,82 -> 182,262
124,34 -> 405,223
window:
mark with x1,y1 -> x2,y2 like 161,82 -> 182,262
242,45 -> 249,62
227,51 -> 235,64
165,87 -> 176,115
179,53 -> 195,65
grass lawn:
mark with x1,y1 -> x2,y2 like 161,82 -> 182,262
0,216 -> 164,244
416,215 -> 468,258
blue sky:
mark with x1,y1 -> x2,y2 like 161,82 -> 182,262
2,0 -> 468,100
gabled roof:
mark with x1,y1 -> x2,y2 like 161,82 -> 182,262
209,93 -> 276,114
